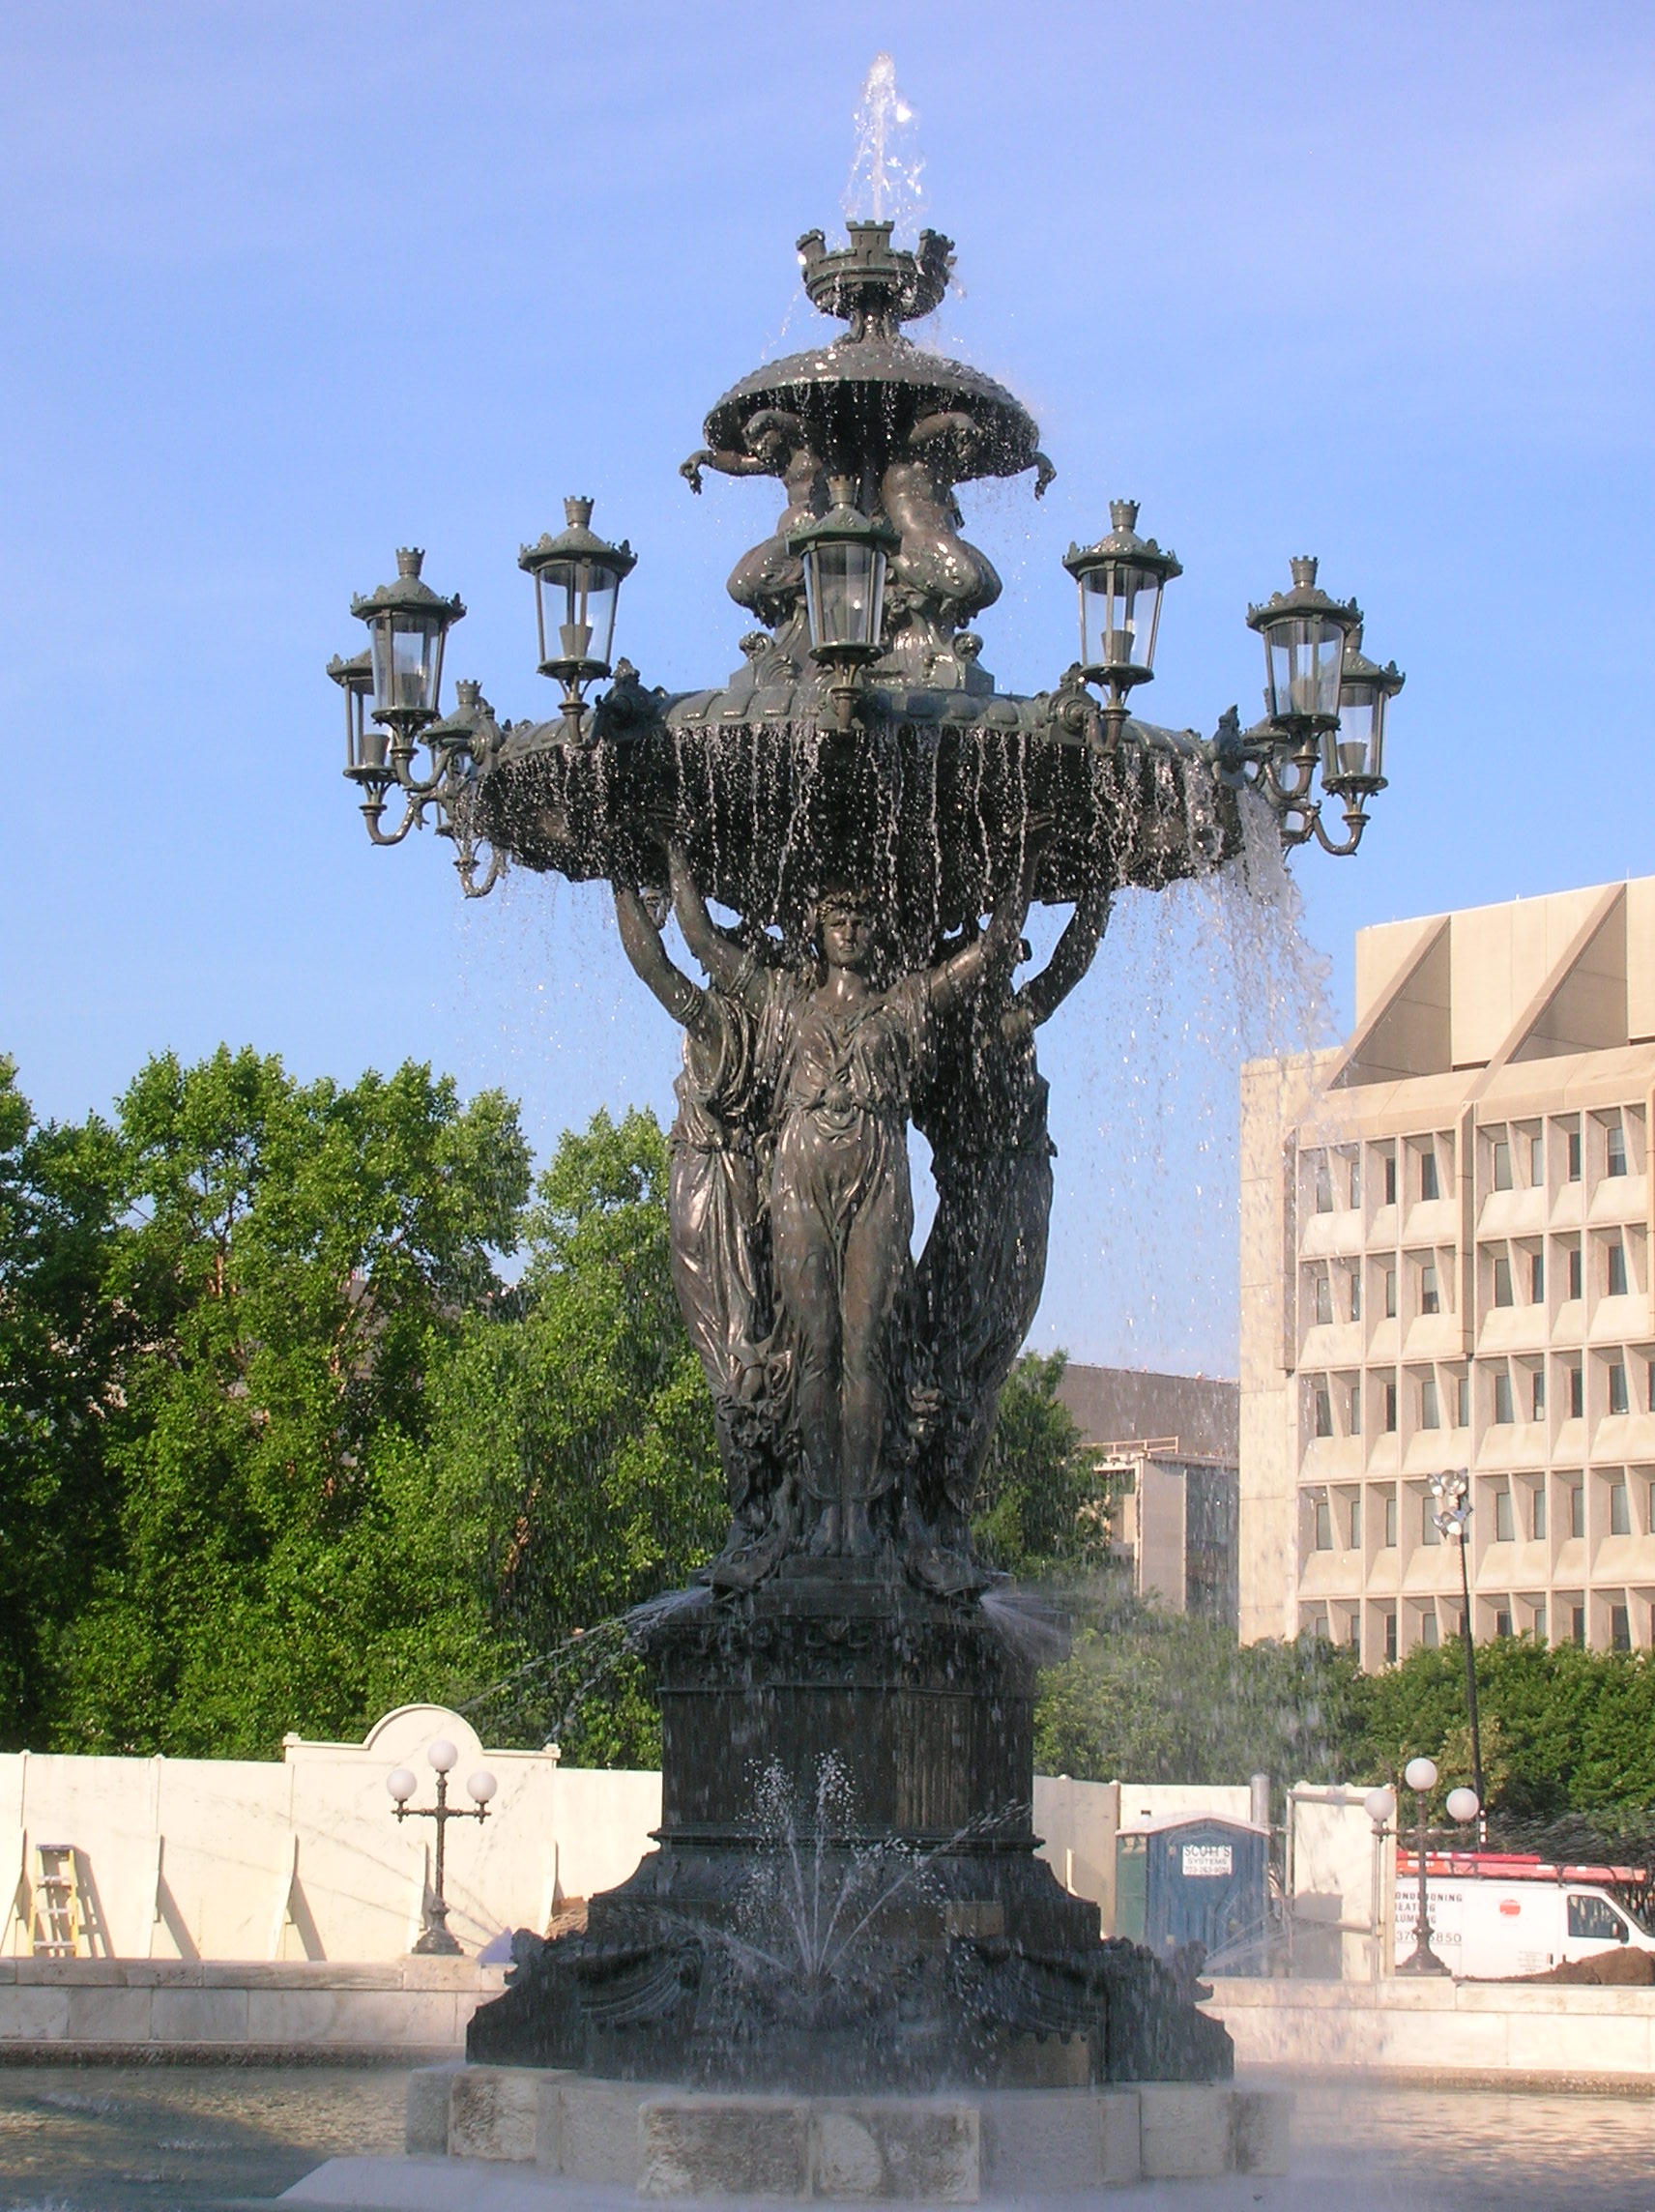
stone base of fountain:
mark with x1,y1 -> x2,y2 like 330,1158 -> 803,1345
466,1573 -> 1231,2092
402,2065 -> 1292,2196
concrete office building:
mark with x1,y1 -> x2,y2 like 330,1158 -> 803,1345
1240,876 -> 1655,1663
1058,1364 -> 1239,1624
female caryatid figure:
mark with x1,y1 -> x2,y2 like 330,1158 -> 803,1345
911,880 -> 1112,1586
612,875 -> 789,1587
675,862 -> 1032,1560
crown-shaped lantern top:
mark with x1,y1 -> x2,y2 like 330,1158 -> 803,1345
796,219 -> 953,338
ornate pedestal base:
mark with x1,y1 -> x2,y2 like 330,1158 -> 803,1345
467,1573 -> 1231,2091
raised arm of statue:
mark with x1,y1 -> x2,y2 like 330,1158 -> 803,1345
929,846 -> 1038,1012
668,845 -> 767,1004
613,880 -> 714,1041
1017,879 -> 1111,1029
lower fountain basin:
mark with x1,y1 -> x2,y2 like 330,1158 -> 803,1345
404,2065 -> 1292,2197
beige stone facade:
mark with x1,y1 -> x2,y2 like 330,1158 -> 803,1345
1240,877 -> 1655,1662
1058,1365 -> 1239,1623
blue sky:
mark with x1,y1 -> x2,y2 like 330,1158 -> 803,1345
1,2 -> 1651,1372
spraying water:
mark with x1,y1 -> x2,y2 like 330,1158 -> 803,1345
844,54 -> 925,239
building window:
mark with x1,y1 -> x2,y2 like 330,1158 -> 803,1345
1350,1271 -> 1361,1322
1420,1376 -> 1439,1429
1649,1477 -> 1655,1529
1314,1270 -> 1333,1326
1568,1244 -> 1583,1300
1611,1604 -> 1632,1651
1572,1604 -> 1586,1646
1422,1614 -> 1440,1649
1495,1486 -> 1514,1542
1568,1129 -> 1582,1181
1456,1375 -> 1470,1428
1611,1479 -> 1630,1534
1608,1121 -> 1628,1178
1315,1155 -> 1334,1213
1421,1262 -> 1440,1316
1496,1609 -> 1513,1639
1649,1359 -> 1655,1412
1420,1151 -> 1439,1202
1530,1133 -> 1544,1184
1569,1482 -> 1584,1539
1349,1494 -> 1361,1548
1384,1380 -> 1398,1432
1350,1383 -> 1362,1435
1314,1497 -> 1333,1550
1384,1153 -> 1397,1207
1610,1242 -> 1629,1297
1611,1362 -> 1629,1416
1494,1138 -> 1512,1190
1314,1385 -> 1332,1438
1570,1365 -> 1584,1420
1532,1368 -> 1546,1420
1422,1495 -> 1440,1546
1384,1611 -> 1398,1662
1384,1489 -> 1398,1547
1494,1255 -> 1513,1307
1385,1267 -> 1398,1319
1495,1370 -> 1515,1425
1531,1251 -> 1545,1302
1350,1156 -> 1361,1208
1534,1598 -> 1548,1640
1533,1485 -> 1547,1541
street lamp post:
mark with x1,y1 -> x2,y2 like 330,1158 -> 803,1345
1397,1756 -> 1447,1975
1363,1784 -> 1397,1982
1396,1759 -> 1481,1976
1432,1469 -> 1486,1836
386,1738 -> 498,1957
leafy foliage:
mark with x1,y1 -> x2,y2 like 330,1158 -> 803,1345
0,1060 -> 127,1745
972,1352 -> 1106,1574
1344,1635 -> 1655,1820
0,1060 -> 718,1765
57,1048 -> 533,1756
1033,1585 -> 1363,1792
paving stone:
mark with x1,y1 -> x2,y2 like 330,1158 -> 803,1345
1137,2082 -> 1232,2179
404,2063 -> 460,2155
814,2101 -> 979,2202
1230,2087 -> 1292,2175
639,2095 -> 811,2198
450,2065 -> 541,2161
555,2075 -> 648,2183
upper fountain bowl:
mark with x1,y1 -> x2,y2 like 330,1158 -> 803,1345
698,222 -> 1047,489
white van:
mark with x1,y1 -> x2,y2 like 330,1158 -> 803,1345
1396,1853 -> 1655,1979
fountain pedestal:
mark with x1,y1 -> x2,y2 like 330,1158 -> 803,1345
467,1574 -> 1231,2091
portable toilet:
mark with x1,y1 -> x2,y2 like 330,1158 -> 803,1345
1116,1814 -> 1270,1974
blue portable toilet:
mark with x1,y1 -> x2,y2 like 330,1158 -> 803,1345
1116,1814 -> 1270,1974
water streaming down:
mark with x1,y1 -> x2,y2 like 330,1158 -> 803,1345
450,205 -> 1312,2091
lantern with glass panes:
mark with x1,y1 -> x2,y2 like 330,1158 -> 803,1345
1062,501 -> 1182,750
787,478 -> 899,730
1314,629 -> 1405,853
1215,554 -> 1401,855
327,649 -> 377,780
343,550 -> 470,848
519,497 -> 636,740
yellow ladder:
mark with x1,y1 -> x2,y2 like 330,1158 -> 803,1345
31,1845 -> 82,1958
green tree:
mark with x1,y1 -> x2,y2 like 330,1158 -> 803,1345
1033,1590 -> 1363,1790
421,1108 -> 726,1764
0,1060 -> 126,1746
59,1047 -> 532,1756
1346,1637 -> 1655,1822
973,1352 -> 1104,1574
